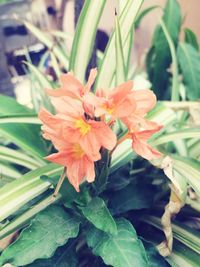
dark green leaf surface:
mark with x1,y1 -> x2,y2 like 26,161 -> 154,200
177,43 -> 200,100
26,242 -> 78,267
81,197 -> 117,235
146,0 -> 181,99
0,205 -> 80,266
184,28 -> 199,51
143,240 -> 170,267
109,183 -> 156,215
87,218 -> 148,267
0,95 -> 48,158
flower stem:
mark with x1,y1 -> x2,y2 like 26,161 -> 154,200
53,167 -> 66,197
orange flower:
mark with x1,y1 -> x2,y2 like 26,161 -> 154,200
46,68 -> 97,100
122,89 -> 157,131
130,127 -> 162,160
45,143 -> 95,192
84,80 -> 136,119
39,98 -> 117,190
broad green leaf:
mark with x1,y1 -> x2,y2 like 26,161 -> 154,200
115,13 -> 126,85
146,0 -> 181,99
0,163 -> 62,222
24,21 -> 69,69
96,0 -> 144,88
26,242 -> 77,267
0,205 -> 80,266
69,0 -> 106,82
87,218 -> 148,267
108,183 -> 157,215
184,28 -> 199,51
81,197 -> 117,235
160,19 -> 179,101
177,43 -> 200,100
0,95 -> 48,158
152,127 -> 200,146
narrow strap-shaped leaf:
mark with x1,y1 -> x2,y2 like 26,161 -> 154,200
0,164 -> 62,222
151,127 -> 200,146
24,21 -> 69,70
0,114 -> 40,124
172,156 -> 200,197
69,0 -> 106,82
160,19 -> 179,101
0,95 -> 48,158
134,5 -> 159,29
95,0 -> 144,89
115,13 -> 126,85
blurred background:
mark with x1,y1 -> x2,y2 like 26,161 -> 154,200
0,0 -> 199,103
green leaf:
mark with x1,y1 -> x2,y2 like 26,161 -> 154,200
81,197 -> 117,235
177,43 -> 200,100
160,19 -> 179,101
95,0 -> 144,88
69,0 -> 106,82
108,183 -> 157,215
87,218 -> 148,267
143,240 -> 170,267
184,28 -> 199,51
0,163 -> 62,222
152,127 -> 200,146
168,239 -> 200,267
0,95 -> 48,158
0,113 -> 40,124
24,62 -> 53,89
0,194 -> 61,240
115,13 -> 126,85
0,145 -> 42,170
24,21 -> 69,70
146,0 -> 181,99
135,6 -> 159,29
26,242 -> 78,267
172,156 -> 200,197
0,205 -> 80,266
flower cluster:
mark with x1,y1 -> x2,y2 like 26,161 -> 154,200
39,69 -> 162,191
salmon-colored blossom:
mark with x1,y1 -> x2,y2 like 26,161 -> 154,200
130,127 -> 162,160
45,143 -> 95,192
84,81 -> 136,119
39,68 -> 162,192
46,68 -> 97,100
122,89 -> 157,131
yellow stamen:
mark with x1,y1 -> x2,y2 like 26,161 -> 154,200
103,104 -> 115,115
75,119 -> 91,136
72,143 -> 85,159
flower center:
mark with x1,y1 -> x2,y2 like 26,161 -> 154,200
75,118 -> 91,136
72,143 -> 85,159
103,103 -> 115,115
